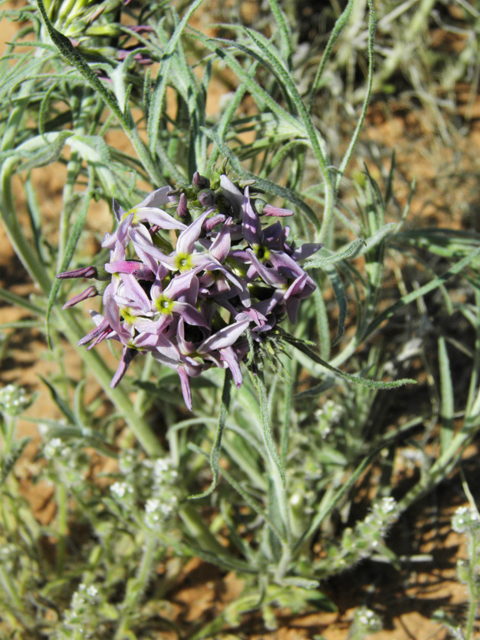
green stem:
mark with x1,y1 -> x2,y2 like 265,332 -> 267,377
3,415 -> 15,455
0,566 -> 30,620
0,159 -> 51,294
56,481 -> 68,575
254,372 -> 292,548
465,531 -> 478,640
115,535 -> 158,639
317,169 -> 336,246
134,352 -> 155,415
57,89 -> 93,270
179,504 -> 225,555
275,544 -> 292,583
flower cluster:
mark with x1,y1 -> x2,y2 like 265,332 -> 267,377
58,582 -> 100,639
0,384 -> 29,417
58,173 -> 321,409
109,452 -> 180,531
452,505 -> 480,535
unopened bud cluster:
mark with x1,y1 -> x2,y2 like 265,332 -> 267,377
59,172 -> 321,409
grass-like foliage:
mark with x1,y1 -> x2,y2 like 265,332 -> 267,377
0,0 -> 480,637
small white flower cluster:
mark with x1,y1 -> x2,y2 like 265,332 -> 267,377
353,606 -> 382,633
144,496 -> 177,528
354,497 -> 398,547
143,457 -> 179,530
59,583 -> 100,638
108,453 -> 180,531
151,457 -> 179,486
452,506 -> 480,535
315,400 -> 344,439
118,448 -> 137,475
0,543 -> 17,571
43,437 -> 88,489
326,496 -> 399,572
376,496 -> 397,517
0,384 -> 29,417
110,480 -> 135,504
71,583 -> 99,608
43,437 -> 70,461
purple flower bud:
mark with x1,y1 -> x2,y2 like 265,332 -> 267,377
193,171 -> 211,189
198,190 -> 216,208
258,201 -> 294,217
204,214 -> 226,233
57,266 -> 98,280
177,193 -> 190,219
62,286 -> 98,309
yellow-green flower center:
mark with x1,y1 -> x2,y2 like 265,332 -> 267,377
155,296 -> 174,314
122,208 -> 139,224
120,307 -> 136,324
175,253 -> 193,272
253,244 -> 270,262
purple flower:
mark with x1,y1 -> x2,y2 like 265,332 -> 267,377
102,187 -> 185,251
58,174 -> 321,410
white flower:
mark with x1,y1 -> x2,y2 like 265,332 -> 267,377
110,481 -> 133,499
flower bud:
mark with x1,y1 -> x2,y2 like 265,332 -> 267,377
57,266 -> 98,280
198,189 -> 216,208
176,193 -> 190,219
62,286 -> 98,309
256,199 -> 294,217
193,171 -> 211,189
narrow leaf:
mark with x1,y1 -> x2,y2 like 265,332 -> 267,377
365,246 -> 480,338
188,369 -> 233,500
17,130 -> 72,172
246,28 -> 329,176
0,437 -> 31,487
0,287 -> 44,316
250,371 -> 286,488
304,238 -> 366,270
46,166 -> 95,348
203,128 -> 319,228
147,0 -> 204,155
36,0 -> 124,122
284,334 -> 416,390
325,264 -> 347,345
38,374 -> 77,426
335,0 -> 375,187
307,0 -> 354,110
438,337 -> 454,455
